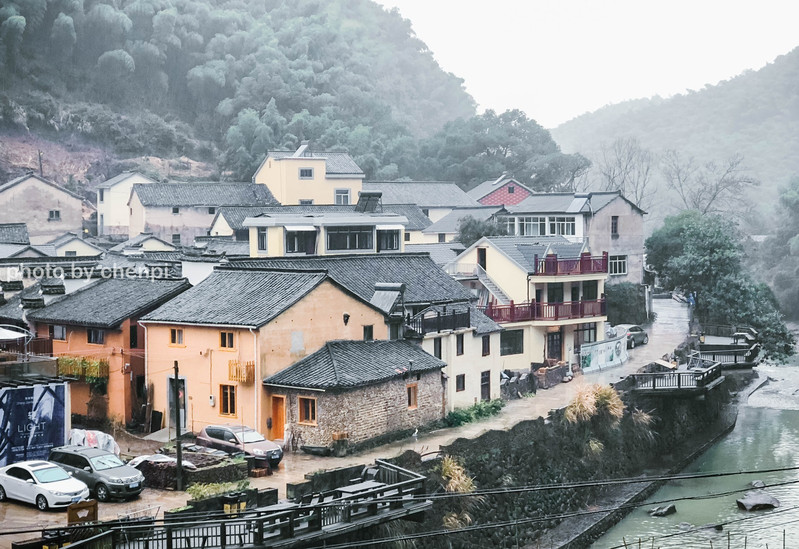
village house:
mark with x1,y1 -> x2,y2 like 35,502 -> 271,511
419,206 -> 506,244
403,242 -> 466,266
128,182 -> 276,246
25,277 -> 191,424
96,171 -> 157,237
447,236 -> 609,371
499,191 -> 646,284
363,181 -> 481,224
139,268 -> 394,440
252,141 -> 365,205
264,339 -> 445,449
109,233 -> 177,256
0,173 -> 84,243
44,232 -> 105,257
467,174 -> 535,206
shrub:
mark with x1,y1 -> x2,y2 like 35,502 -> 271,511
605,282 -> 649,325
186,479 -> 249,501
444,399 -> 505,427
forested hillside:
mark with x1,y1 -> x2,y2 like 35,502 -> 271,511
0,0 -> 476,182
552,47 -> 799,217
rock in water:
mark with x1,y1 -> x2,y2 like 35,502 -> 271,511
649,504 -> 677,517
750,480 -> 766,488
736,491 -> 780,511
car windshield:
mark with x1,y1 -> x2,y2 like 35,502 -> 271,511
90,454 -> 125,471
237,430 -> 265,443
33,466 -> 70,483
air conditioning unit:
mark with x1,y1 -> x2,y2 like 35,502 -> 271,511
209,395 -> 216,407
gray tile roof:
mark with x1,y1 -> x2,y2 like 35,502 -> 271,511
141,269 -> 329,327
97,171 -> 156,189
364,182 -> 481,208
0,284 -> 41,323
109,233 -> 175,252
467,176 -> 533,201
0,174 -> 84,200
506,193 -> 586,213
264,339 -> 445,390
194,238 -> 250,257
26,277 -> 191,329
423,206 -> 505,234
227,253 -> 473,306
404,243 -> 466,266
266,151 -> 364,176
482,236 -> 586,272
0,223 -> 29,245
132,183 -> 276,208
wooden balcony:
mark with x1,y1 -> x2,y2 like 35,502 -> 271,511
629,362 -> 724,396
481,299 -> 606,323
228,360 -> 255,384
532,252 -> 608,276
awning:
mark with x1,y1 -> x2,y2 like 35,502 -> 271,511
285,225 -> 317,232
0,326 -> 29,342
376,224 -> 405,230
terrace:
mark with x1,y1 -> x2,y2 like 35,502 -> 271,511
481,299 -> 606,323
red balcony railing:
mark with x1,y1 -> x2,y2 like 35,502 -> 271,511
533,252 -> 608,276
481,299 -> 606,323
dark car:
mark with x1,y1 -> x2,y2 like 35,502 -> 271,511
611,324 -> 649,348
48,446 -> 144,502
196,425 -> 283,468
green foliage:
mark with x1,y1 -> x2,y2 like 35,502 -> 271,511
456,215 -> 508,247
186,479 -> 249,501
604,282 -> 648,325
444,399 -> 505,427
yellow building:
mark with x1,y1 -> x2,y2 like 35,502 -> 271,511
252,141 -> 365,205
140,268 -> 391,440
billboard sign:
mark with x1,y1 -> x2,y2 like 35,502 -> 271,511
0,383 -> 68,466
580,336 -> 629,374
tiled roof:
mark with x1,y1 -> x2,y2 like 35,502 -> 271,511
27,277 -> 191,329
194,238 -> 250,257
97,171 -> 156,189
264,339 -> 445,390
423,206 -> 505,234
141,269 -> 329,327
0,223 -> 29,245
0,284 -> 41,323
481,236 -> 586,272
0,174 -> 84,200
132,183 -> 276,208
404,243 -> 465,266
109,233 -> 176,252
227,253 -> 473,306
364,182 -> 480,208
382,204 -> 432,231
467,176 -> 533,200
266,151 -> 364,176
505,191 -> 644,215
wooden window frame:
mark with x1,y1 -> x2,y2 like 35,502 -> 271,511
170,328 -> 184,346
406,383 -> 418,410
298,396 -> 317,425
456,333 -> 464,356
220,331 -> 235,349
87,328 -> 105,345
482,335 -> 491,356
51,325 -> 66,341
363,325 -> 374,341
220,384 -> 236,417
455,374 -> 466,392
299,168 -> 314,179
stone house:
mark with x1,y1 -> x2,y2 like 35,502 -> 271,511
263,340 -> 445,448
0,174 -> 84,244
96,171 -> 157,237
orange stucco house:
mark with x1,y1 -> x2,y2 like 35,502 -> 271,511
139,267 -> 392,441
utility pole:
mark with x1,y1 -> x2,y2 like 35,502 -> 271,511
37,150 -> 43,177
173,361 -> 184,491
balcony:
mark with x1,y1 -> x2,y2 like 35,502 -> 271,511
531,252 -> 608,276
228,360 -> 255,384
480,299 -> 606,323
407,309 -> 471,335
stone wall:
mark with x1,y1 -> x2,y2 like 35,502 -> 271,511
288,371 -> 443,448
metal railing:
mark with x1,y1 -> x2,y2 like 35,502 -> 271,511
630,362 -> 722,391
532,252 -> 608,276
407,309 -> 471,335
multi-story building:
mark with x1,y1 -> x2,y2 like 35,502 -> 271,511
96,171 -> 156,237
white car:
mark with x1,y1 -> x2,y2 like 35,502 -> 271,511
0,460 -> 90,510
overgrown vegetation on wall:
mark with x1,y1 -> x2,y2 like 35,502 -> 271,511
605,282 -> 649,326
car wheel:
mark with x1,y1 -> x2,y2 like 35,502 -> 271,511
0,484 -> 6,501
36,494 -> 49,511
629,339 -> 635,349
643,334 -> 649,345
95,483 -> 110,502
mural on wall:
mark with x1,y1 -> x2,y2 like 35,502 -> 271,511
580,336 -> 629,373
0,383 -> 68,466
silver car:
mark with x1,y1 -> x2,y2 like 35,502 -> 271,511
0,460 -> 89,510
49,446 -> 144,501
612,324 -> 649,348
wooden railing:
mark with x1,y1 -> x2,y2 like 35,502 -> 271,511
630,363 -> 722,392
481,299 -> 606,323
408,309 -> 471,335
532,252 -> 608,276
228,360 -> 255,384
701,324 -> 758,339
695,346 -> 760,367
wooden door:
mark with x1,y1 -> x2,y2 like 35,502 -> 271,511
547,331 -> 563,361
270,395 -> 286,441
480,370 -> 491,401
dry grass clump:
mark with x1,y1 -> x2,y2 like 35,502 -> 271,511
439,455 -> 476,493
564,384 -> 598,423
631,408 -> 657,444
443,511 -> 473,529
586,438 -> 605,457
594,385 -> 624,426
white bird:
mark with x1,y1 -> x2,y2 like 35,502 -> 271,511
412,428 -> 418,441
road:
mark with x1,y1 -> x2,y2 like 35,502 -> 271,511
0,298 -> 689,547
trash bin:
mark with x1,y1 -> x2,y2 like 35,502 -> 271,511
222,493 -> 243,516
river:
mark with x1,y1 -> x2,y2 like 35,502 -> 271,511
592,362 -> 799,549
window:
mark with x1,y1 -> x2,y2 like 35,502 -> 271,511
404,232 -> 410,242
611,215 -> 619,236
208,207 -> 216,215
299,199 -> 314,205
299,397 -> 317,425
98,189 -> 104,202
327,226 -> 373,251
172,207 -> 180,214
286,231 -> 316,254
456,374 -> 465,392
130,324 -> 138,348
65,250 -> 77,257
363,325 -> 374,341
220,385 -> 236,416
170,328 -> 184,345
220,331 -> 234,349
406,384 -> 418,409
508,185 -> 515,194
87,329 -> 105,345
377,230 -> 400,251
575,323 -> 597,349
171,234 -> 181,245
519,216 -> 546,236
50,325 -> 66,341
549,216 -> 576,236
257,227 -> 268,251
433,338 -> 442,359
456,333 -> 464,356
500,330 -> 524,356
609,255 -> 628,276
438,233 -> 446,243
48,210 -> 61,221
299,168 -> 314,179
482,335 -> 491,356
335,189 -> 351,205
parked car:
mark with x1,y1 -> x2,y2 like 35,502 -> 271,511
196,424 -> 283,468
611,324 -> 649,348
48,446 -> 145,502
0,460 -> 89,510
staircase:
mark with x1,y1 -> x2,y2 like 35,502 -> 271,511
474,265 -> 511,305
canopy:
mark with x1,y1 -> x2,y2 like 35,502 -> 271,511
0,326 -> 29,342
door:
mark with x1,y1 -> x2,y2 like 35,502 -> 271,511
477,248 -> 487,271
547,330 -> 563,361
480,371 -> 491,401
167,376 -> 187,430
271,396 -> 286,441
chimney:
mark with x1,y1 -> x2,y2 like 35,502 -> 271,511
21,296 -> 45,309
